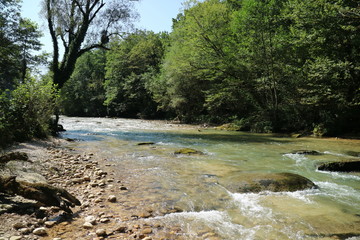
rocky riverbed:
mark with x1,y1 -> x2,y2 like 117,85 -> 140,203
0,138 -> 198,240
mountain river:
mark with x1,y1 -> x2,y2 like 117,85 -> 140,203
59,116 -> 360,240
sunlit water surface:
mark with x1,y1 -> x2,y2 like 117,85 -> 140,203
60,117 -> 360,240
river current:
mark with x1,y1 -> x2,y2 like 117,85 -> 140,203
59,116 -> 360,240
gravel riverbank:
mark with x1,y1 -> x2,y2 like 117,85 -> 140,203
0,138 -> 201,240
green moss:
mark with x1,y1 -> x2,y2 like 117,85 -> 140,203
174,148 -> 204,155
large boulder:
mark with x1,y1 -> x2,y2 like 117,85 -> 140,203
222,172 -> 317,193
317,161 -> 360,172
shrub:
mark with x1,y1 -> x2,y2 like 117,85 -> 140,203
0,77 -> 58,148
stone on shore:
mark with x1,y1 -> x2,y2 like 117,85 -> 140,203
33,227 -> 47,236
107,195 -> 117,202
95,228 -> 107,236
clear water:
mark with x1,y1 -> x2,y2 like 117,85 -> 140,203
60,117 -> 360,240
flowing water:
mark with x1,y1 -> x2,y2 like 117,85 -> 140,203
60,116 -> 360,240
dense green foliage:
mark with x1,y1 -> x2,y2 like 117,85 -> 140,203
60,0 -> 360,135
0,0 -> 57,147
2,0 -> 359,142
60,50 -> 107,117
104,31 -> 168,118
0,77 -> 59,147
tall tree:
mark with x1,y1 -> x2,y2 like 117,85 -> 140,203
61,49 -> 107,116
16,18 -> 43,81
105,31 -> 166,118
0,0 -> 21,89
43,0 -> 137,89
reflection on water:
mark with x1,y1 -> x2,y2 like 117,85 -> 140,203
60,117 -> 360,239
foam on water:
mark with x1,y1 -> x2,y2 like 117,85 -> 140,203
315,181 -> 360,210
316,169 -> 360,181
283,153 -> 308,165
231,192 -> 273,219
151,210 -> 259,240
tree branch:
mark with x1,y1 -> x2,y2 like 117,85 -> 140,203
78,43 -> 110,57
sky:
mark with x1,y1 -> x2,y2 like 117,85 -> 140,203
20,0 -> 185,54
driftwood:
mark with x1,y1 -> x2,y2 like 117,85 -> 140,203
0,176 -> 81,213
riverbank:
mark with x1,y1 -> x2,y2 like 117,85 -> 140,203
0,138 -> 196,240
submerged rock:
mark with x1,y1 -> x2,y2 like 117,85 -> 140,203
137,142 -> 155,146
291,150 -> 323,155
174,148 -> 204,155
223,172 -> 317,193
317,161 -> 360,172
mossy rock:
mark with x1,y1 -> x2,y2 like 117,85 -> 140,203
222,172 -> 317,193
174,148 -> 204,155
317,161 -> 360,172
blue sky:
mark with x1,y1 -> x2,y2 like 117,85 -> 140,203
20,0 -> 185,53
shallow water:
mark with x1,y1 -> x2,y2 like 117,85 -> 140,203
60,117 -> 360,240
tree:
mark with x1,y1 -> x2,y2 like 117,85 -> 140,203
284,0 -> 360,134
105,31 -> 167,118
42,0 -> 137,89
16,18 -> 43,81
60,49 -> 107,116
0,0 -> 21,89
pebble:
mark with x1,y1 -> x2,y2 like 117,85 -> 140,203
139,211 -> 152,218
9,236 -> 22,240
95,228 -> 107,237
13,222 -> 27,229
114,226 -> 127,233
142,228 -> 153,234
107,195 -> 117,202
19,227 -> 31,234
85,216 -> 97,225
33,227 -> 47,236
100,218 -> 110,223
44,221 -> 56,228
83,222 -> 93,229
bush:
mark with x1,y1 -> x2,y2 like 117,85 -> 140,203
0,77 -> 58,148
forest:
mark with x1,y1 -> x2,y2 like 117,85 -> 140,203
1,0 -> 360,148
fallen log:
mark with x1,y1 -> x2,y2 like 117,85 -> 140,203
0,176 -> 81,213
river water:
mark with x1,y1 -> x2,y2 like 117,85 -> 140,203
59,116 -> 360,240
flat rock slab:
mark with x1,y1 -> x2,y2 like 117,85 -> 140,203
317,161 -> 360,172
222,172 -> 317,193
